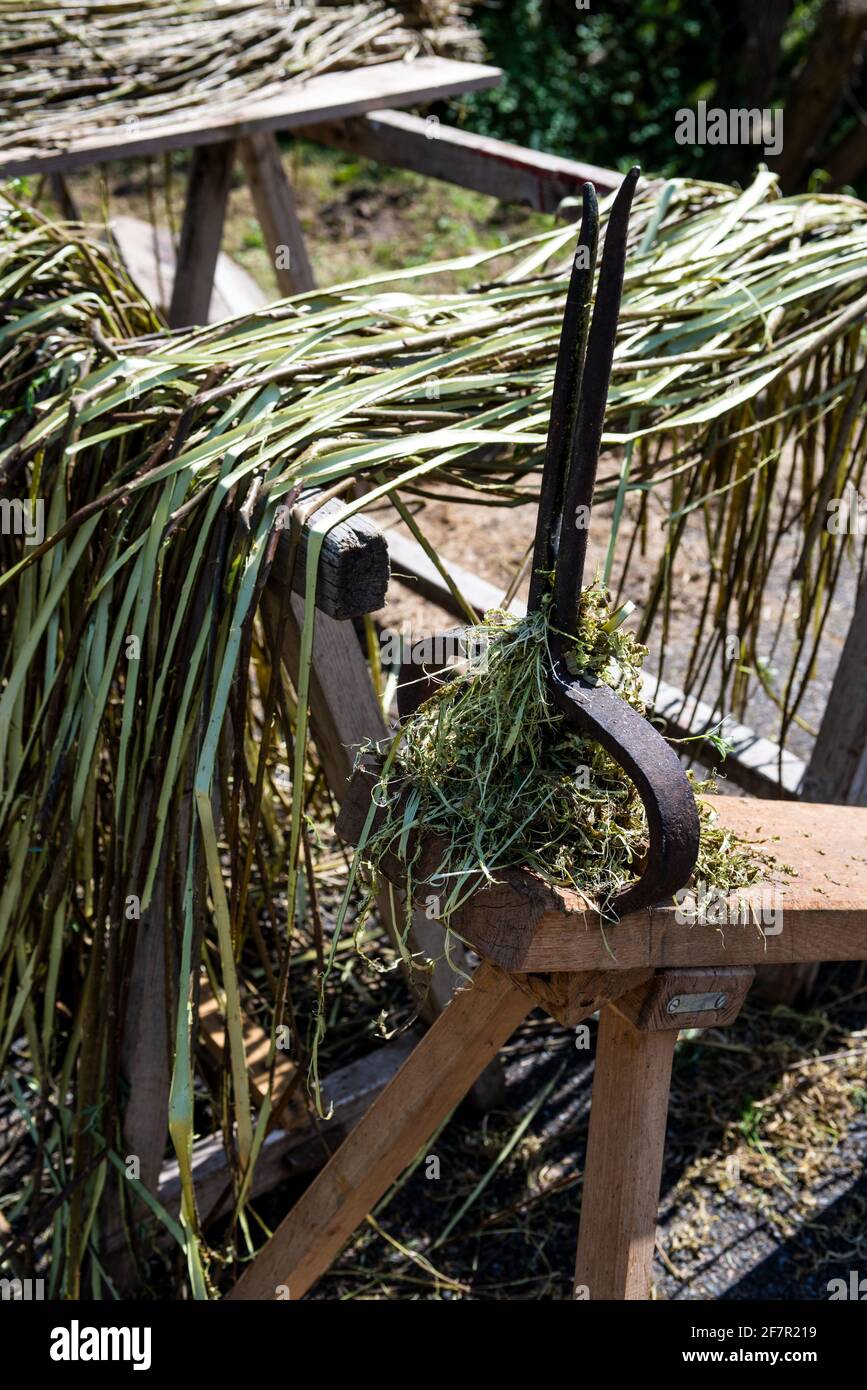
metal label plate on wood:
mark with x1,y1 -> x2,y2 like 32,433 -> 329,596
666,991 -> 728,1015
615,967 -> 755,1032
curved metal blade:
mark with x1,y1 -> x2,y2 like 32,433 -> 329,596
548,658 -> 700,916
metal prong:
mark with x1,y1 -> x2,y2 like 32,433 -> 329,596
554,165 -> 640,636
528,182 -> 598,612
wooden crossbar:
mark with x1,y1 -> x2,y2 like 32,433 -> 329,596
299,108 -> 622,210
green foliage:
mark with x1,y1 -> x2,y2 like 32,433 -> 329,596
458,0 -> 726,173
457,0 -> 856,187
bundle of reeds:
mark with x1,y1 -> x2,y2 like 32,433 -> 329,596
1,169 -> 865,1294
0,0 -> 482,155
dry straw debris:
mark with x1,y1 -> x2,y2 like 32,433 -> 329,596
347,587 -> 776,935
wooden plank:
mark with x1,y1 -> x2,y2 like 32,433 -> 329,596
574,1003 -> 676,1300
238,133 -> 315,294
338,774 -> 867,972
265,593 -> 385,800
759,577 -> 867,1000
0,59 -> 502,177
109,213 -> 268,322
117,873 -> 170,1199
299,108 -> 622,210
103,838 -> 171,1287
167,140 -> 236,327
479,798 -> 867,973
803,575 -> 867,804
225,960 -> 532,1300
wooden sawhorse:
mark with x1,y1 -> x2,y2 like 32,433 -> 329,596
227,796 -> 867,1300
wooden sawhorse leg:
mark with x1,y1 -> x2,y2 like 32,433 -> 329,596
238,132 -> 316,295
168,140 -> 236,326
227,960 -> 531,1300
226,964 -> 653,1299
574,966 -> 755,1300
160,131 -> 317,326
573,1005 -> 676,1299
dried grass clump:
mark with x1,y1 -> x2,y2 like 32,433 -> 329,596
349,584 -> 776,931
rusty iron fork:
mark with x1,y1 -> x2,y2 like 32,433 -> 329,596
533,168 -> 700,917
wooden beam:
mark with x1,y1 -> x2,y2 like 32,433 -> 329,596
167,140 -> 236,327
264,593 -> 384,800
105,803 -> 173,1288
479,792 -> 867,973
117,872 -> 170,1201
514,966 -> 653,1027
225,960 -> 533,1300
48,173 -> 81,222
574,1003 -> 676,1300
271,493 -> 390,622
298,108 -> 622,210
338,774 -> 867,973
0,58 -> 502,177
238,133 -> 315,294
802,574 -> 867,804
